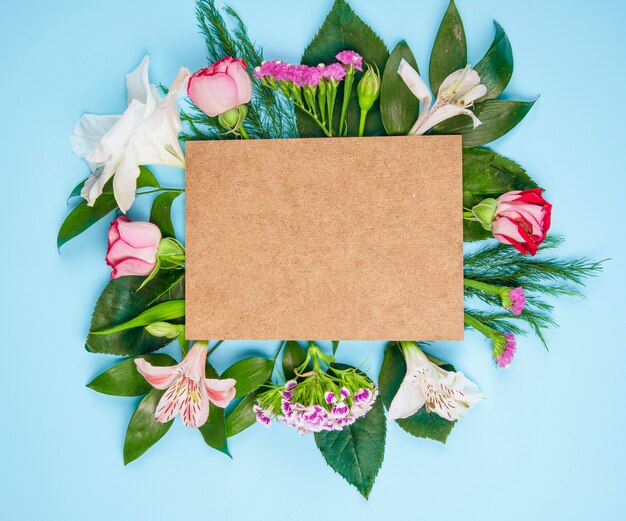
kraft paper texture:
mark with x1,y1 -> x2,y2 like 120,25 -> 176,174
185,136 -> 464,341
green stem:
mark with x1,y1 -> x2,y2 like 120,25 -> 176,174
463,313 -> 497,339
295,103 -> 332,137
137,188 -> 185,196
464,278 -> 502,295
358,109 -> 368,138
272,340 -> 287,363
339,69 -> 355,136
239,127 -> 250,140
207,340 -> 224,357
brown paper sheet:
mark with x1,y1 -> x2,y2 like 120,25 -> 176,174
185,136 -> 464,341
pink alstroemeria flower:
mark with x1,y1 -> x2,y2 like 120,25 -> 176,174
135,341 -> 236,428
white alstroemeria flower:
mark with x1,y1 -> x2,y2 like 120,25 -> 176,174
388,341 -> 483,421
71,56 -> 191,213
397,59 -> 487,136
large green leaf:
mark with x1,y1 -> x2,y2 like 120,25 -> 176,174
300,0 -> 389,137
150,190 -> 182,239
429,0 -> 467,95
225,392 -> 259,437
282,341 -> 307,381
315,395 -> 386,499
86,270 -> 185,356
462,148 -> 538,241
198,362 -> 230,456
58,167 -> 160,249
123,389 -> 173,464
431,99 -> 536,148
378,342 -> 455,444
380,40 -> 419,136
90,300 -> 185,335
221,357 -> 274,398
475,22 -> 513,101
87,354 -> 177,396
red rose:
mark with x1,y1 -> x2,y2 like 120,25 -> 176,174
491,188 -> 552,255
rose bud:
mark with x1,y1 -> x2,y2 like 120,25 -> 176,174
472,188 -> 552,256
187,57 -> 252,117
106,216 -> 162,278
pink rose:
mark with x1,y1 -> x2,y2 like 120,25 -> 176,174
492,188 -> 552,256
187,57 -> 252,117
106,217 -> 162,278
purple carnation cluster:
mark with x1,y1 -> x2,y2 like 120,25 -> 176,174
254,50 -> 361,87
254,380 -> 378,435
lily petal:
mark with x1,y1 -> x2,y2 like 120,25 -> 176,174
112,140 -> 140,213
126,55 -> 158,114
70,115 -> 120,167
205,378 -> 237,408
134,358 -> 179,390
416,103 -> 481,135
397,59 -> 432,136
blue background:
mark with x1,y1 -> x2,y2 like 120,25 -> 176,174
2,0 -> 625,519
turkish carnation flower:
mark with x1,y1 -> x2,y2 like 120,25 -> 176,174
135,341 -> 236,428
255,344 -> 378,435
321,63 -> 347,82
335,50 -> 363,71
502,286 -> 526,315
388,342 -> 483,421
494,333 -> 517,369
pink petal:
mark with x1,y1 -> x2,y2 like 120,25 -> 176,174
226,60 -> 252,105
205,378 -> 236,408
106,240 -> 158,265
116,219 -> 162,248
188,73 -> 238,117
108,257 -> 156,278
135,358 -> 178,389
108,217 -> 128,247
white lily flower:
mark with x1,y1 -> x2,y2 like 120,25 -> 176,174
397,59 -> 487,136
71,56 -> 191,213
388,341 -> 483,421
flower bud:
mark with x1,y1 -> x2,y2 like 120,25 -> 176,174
145,322 -> 184,339
471,198 -> 498,231
357,63 -> 381,112
106,216 -> 161,279
218,104 -> 248,133
157,237 -> 186,269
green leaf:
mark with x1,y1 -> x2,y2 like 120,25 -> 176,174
123,389 -> 173,464
86,270 -> 185,356
378,342 -> 455,443
58,167 -> 160,249
429,0 -> 467,95
222,357 -> 274,398
90,299 -> 185,335
150,191 -> 182,239
87,354 -> 177,396
226,392 -> 259,437
431,99 -> 536,148
380,40 -> 419,136
331,341 -> 339,355
315,395 -> 386,499
300,0 -> 389,137
282,341 -> 307,381
198,361 -> 230,456
475,22 -> 513,101
462,148 -> 538,241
